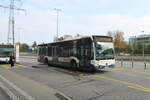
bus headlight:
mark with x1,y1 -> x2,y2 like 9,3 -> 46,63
91,60 -> 99,66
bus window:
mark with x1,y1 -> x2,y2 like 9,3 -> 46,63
56,47 -> 61,56
52,47 -> 55,56
62,47 -> 69,57
48,47 -> 52,56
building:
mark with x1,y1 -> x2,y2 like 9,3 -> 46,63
129,34 -> 150,44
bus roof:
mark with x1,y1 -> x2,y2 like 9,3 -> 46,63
0,45 -> 14,48
38,35 -> 112,46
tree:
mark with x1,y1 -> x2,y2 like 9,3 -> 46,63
57,37 -> 64,41
107,30 -> 131,54
32,41 -> 37,48
31,41 -> 37,53
54,35 -> 73,42
20,43 -> 29,52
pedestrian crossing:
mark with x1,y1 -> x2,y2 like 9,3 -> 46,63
0,64 -> 27,69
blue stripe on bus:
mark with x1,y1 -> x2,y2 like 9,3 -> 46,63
95,64 -> 115,69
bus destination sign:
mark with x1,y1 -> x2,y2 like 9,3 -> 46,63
97,37 -> 112,42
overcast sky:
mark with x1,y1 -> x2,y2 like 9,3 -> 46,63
1,0 -> 150,45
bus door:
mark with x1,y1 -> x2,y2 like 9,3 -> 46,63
77,38 -> 92,67
78,46 -> 86,67
80,45 -> 91,67
84,45 -> 92,67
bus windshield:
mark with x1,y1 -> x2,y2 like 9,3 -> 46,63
0,48 -> 14,57
95,42 -> 114,60
93,36 -> 114,60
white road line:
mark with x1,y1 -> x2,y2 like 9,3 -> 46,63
0,81 -> 19,100
0,75 -> 35,100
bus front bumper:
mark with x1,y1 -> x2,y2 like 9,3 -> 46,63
91,59 -> 115,70
0,57 -> 10,63
94,64 -> 115,70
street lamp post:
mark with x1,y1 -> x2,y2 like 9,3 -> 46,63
142,31 -> 146,69
131,36 -> 136,68
54,8 -> 61,40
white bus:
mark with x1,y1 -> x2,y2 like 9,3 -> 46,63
0,45 -> 14,63
38,35 -> 115,71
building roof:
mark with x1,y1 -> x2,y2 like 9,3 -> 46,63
38,35 -> 112,46
129,34 -> 150,39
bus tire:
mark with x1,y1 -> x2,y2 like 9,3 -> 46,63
71,60 -> 77,71
44,58 -> 48,65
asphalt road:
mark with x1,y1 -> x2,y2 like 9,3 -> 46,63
0,87 -> 11,100
0,57 -> 150,100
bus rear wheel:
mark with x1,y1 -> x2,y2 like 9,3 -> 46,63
44,58 -> 48,65
71,61 -> 77,71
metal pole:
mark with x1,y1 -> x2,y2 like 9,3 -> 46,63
18,28 -> 20,43
54,8 -> 61,40
142,31 -> 146,69
12,0 -> 15,57
7,2 -> 12,44
57,10 -> 59,39
0,0 -> 26,45
131,55 -> 134,68
131,36 -> 136,69
121,57 -> 123,67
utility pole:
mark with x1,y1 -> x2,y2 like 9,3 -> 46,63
0,0 -> 26,46
54,8 -> 61,40
0,0 -> 26,57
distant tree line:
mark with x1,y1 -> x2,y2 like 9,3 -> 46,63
107,30 -> 132,55
19,41 -> 37,53
19,43 -> 30,52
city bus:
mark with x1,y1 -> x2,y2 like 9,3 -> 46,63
38,35 -> 115,71
0,45 -> 14,63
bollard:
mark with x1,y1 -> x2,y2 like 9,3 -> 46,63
144,61 -> 146,70
131,56 -> 134,68
143,57 -> 146,70
132,61 -> 134,68
121,58 -> 123,67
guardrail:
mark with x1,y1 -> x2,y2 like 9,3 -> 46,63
116,56 -> 150,70
115,56 -> 150,61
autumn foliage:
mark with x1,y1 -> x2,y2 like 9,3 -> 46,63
107,30 -> 132,54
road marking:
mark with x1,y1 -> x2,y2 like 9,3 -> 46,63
111,67 -> 150,76
94,75 -> 150,93
0,64 -> 27,69
128,86 -> 150,93
0,81 -> 19,100
0,65 -> 10,69
55,92 -> 72,100
15,64 -> 27,68
114,71 -> 150,81
0,74 -> 35,100
108,67 -> 150,79
122,73 -> 137,77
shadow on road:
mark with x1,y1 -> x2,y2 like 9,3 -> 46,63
31,64 -> 109,76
